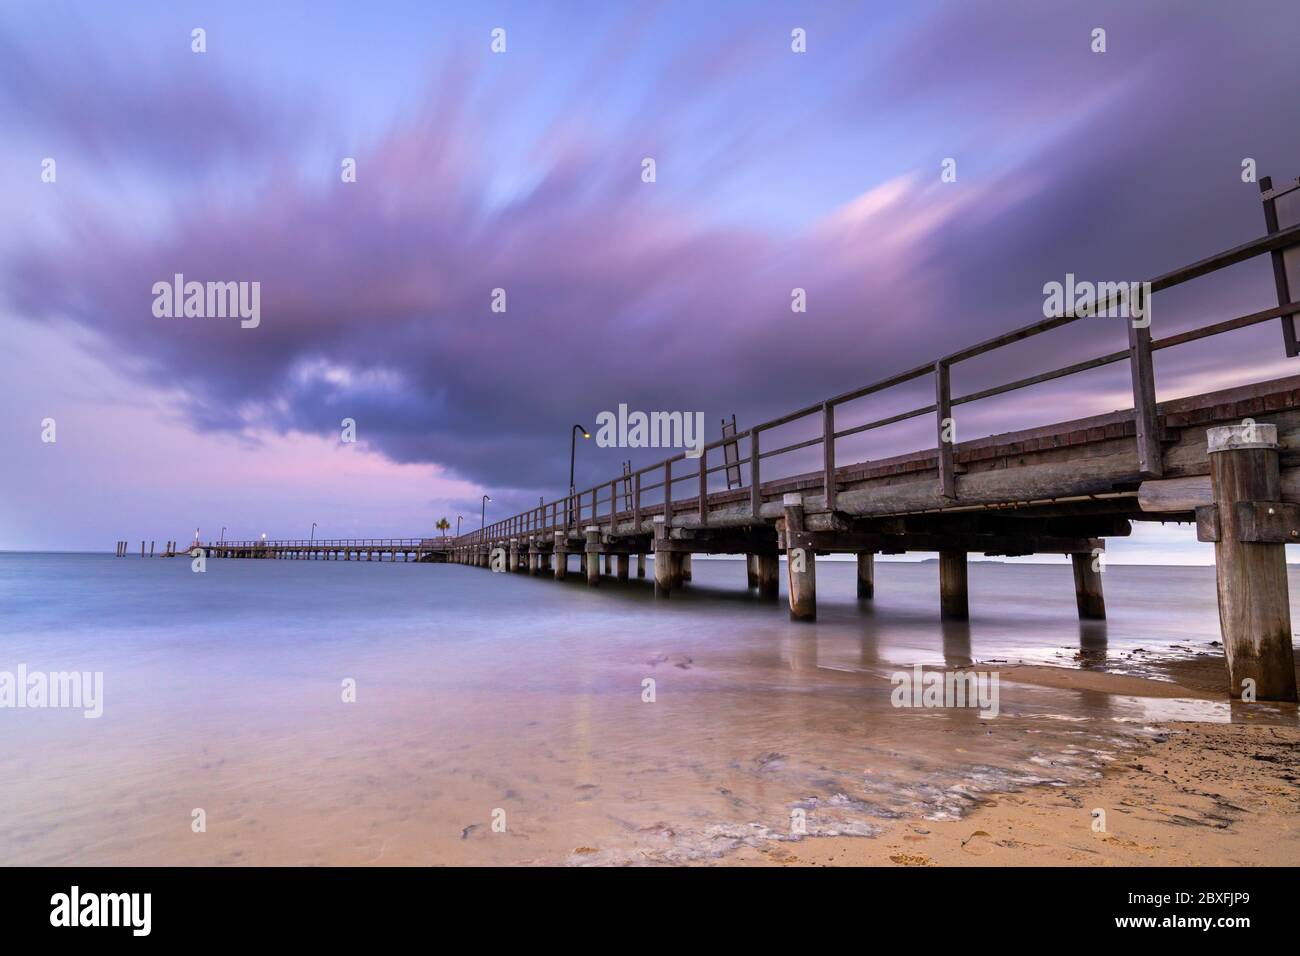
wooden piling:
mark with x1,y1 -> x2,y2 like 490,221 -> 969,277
653,517 -> 672,599
857,552 -> 875,600
783,494 -> 816,621
756,553 -> 779,599
1205,424 -> 1297,701
1070,552 -> 1105,619
637,552 -> 646,578
617,552 -> 629,580
939,550 -> 968,620
746,554 -> 758,589
681,553 -> 692,582
554,533 -> 568,580
584,527 -> 602,586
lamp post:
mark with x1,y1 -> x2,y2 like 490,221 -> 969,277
456,515 -> 463,538
569,423 -> 590,525
311,522 -> 317,542
220,526 -> 226,543
481,495 -> 491,540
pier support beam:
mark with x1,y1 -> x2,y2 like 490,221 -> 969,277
1071,552 -> 1106,620
653,517 -> 673,599
681,554 -> 692,583
637,552 -> 646,578
756,553 -> 779,599
617,552 -> 629,580
584,527 -> 602,586
508,541 -> 520,573
1206,424 -> 1298,701
528,540 -> 539,575
783,494 -> 816,621
554,535 -> 568,580
857,552 -> 875,600
939,550 -> 969,621
746,554 -> 758,589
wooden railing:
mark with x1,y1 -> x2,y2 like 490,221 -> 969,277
455,211 -> 1300,548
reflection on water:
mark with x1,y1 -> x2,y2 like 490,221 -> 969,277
0,553 -> 1294,865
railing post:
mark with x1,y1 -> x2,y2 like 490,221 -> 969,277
698,446 -> 708,525
935,360 -> 956,498
822,402 -> 836,512
1127,314 -> 1163,477
634,471 -> 642,530
609,479 -> 618,535
1259,176 -> 1299,357
664,459 -> 673,524
749,428 -> 761,519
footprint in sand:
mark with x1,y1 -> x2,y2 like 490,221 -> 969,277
960,829 -> 994,855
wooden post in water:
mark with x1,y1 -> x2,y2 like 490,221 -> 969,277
939,550 -> 969,620
1205,424 -> 1297,701
584,527 -> 602,586
681,553 -> 692,583
746,554 -> 758,589
637,552 -> 646,578
653,517 -> 672,599
528,538 -> 539,575
616,553 -> 629,580
553,533 -> 567,579
508,540 -> 520,573
857,552 -> 875,600
756,553 -> 779,599
783,494 -> 816,621
140,541 -> 145,558
1071,552 -> 1106,619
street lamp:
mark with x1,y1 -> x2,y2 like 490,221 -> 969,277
456,515 -> 463,537
220,526 -> 226,543
569,423 -> 590,525
481,495 -> 491,539
311,522 -> 317,542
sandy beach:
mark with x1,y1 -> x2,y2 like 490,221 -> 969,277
733,655 -> 1300,867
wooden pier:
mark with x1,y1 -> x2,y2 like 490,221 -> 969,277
444,181 -> 1300,702
123,179 -> 1300,702
118,538 -> 452,562
203,538 -> 451,562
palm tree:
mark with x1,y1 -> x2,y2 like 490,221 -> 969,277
436,517 -> 451,539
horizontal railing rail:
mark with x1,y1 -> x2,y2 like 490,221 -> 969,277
452,220 -> 1300,547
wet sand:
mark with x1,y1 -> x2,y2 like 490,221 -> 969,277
733,656 -> 1300,867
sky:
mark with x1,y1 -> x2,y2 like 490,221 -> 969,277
2,0 -> 1299,561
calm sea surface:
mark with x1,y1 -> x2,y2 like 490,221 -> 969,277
1,552 -> 1296,865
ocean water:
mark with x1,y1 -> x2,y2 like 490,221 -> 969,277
0,552 -> 1294,866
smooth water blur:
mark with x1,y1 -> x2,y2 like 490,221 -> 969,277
0,552 -> 1293,865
